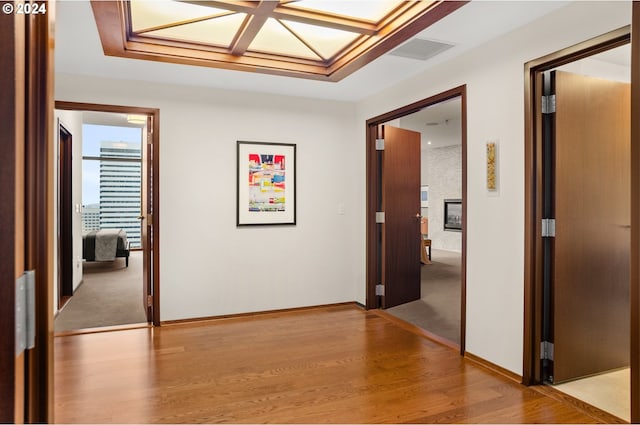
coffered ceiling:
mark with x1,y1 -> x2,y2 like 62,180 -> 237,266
56,1 -> 573,101
92,0 -> 466,81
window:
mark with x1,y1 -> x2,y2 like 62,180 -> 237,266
82,124 -> 143,248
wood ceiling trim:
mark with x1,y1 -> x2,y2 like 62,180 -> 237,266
91,0 -> 468,82
327,1 -> 468,81
229,1 -> 279,56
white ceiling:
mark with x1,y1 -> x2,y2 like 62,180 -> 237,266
398,97 -> 462,149
55,0 -> 572,102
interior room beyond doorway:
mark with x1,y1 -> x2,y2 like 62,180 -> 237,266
382,97 -> 463,347
53,108 -> 154,333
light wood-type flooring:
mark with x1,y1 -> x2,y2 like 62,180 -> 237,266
54,304 -> 616,423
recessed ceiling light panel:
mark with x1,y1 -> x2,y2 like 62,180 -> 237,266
92,0 -> 468,81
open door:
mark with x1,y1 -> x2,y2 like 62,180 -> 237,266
380,125 -> 422,308
58,124 -> 74,308
141,115 -> 154,322
544,70 -> 630,383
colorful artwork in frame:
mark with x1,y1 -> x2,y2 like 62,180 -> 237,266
237,141 -> 296,226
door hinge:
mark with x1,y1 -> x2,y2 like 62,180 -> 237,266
542,218 -> 556,237
375,138 -> 385,151
147,295 -> 153,307
375,284 -> 385,296
15,270 -> 36,356
542,95 -> 556,114
541,341 -> 554,361
376,211 -> 385,224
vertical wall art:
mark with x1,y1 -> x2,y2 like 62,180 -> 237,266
421,185 -> 429,208
486,140 -> 498,191
237,141 -> 296,226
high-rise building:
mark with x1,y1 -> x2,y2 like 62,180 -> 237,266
81,203 -> 100,232
99,141 -> 142,248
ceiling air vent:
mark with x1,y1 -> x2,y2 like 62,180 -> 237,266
389,38 -> 454,61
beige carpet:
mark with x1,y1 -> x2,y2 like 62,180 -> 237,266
387,249 -> 462,344
54,251 -> 148,332
553,368 -> 630,422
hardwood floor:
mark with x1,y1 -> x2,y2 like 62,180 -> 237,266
55,304 -> 609,423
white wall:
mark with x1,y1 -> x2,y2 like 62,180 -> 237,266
398,113 -> 463,251
355,1 -> 631,374
427,145 -> 462,252
53,109 -> 84,314
55,76 -> 362,321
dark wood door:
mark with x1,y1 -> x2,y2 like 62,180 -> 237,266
141,116 -> 153,322
381,125 -> 422,308
58,124 -> 74,307
552,70 -> 630,383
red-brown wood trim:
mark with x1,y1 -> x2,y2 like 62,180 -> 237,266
23,5 -> 56,422
55,323 -> 152,337
365,123 -> 378,310
631,3 -> 640,422
522,26 -> 631,387
55,101 -> 161,327
0,9 -> 25,423
522,59 -> 538,387
161,302 -> 360,327
365,85 -> 467,356
229,1 -> 278,56
464,351 -> 522,383
459,86 -> 467,355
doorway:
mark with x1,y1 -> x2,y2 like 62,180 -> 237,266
524,27 -> 631,421
54,102 -> 161,329
366,86 -> 467,353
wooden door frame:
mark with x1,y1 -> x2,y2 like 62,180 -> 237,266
0,8 -> 27,422
631,3 -> 640,421
365,85 -> 468,355
55,101 -> 161,327
0,3 -> 56,422
522,25 -> 632,390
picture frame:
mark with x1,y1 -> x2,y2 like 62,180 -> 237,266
237,141 -> 296,226
444,199 -> 462,231
421,185 -> 429,208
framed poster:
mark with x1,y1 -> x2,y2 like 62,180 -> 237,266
237,141 -> 296,226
